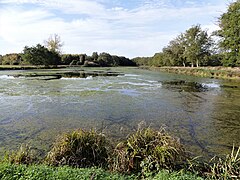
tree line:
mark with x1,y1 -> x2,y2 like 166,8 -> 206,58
0,1 -> 239,68
0,51 -> 135,67
133,1 -> 240,67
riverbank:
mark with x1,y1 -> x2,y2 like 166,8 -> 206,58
143,66 -> 240,80
2,128 -> 239,179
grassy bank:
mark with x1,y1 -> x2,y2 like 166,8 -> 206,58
2,128 -> 239,179
0,163 -> 203,180
144,66 -> 240,80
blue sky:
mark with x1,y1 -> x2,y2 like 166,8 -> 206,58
0,0 -> 228,58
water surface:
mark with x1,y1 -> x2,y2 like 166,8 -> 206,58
0,67 -> 239,157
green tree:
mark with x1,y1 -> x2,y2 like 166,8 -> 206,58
161,25 -> 212,67
162,34 -> 187,67
183,25 -> 212,67
131,57 -> 152,66
22,44 -> 61,66
0,55 -> 3,65
2,53 -> 22,65
44,34 -> 64,54
97,52 -> 114,66
91,52 -> 98,61
150,52 -> 166,66
218,0 -> 240,67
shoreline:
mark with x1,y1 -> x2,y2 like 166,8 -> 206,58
141,66 -> 240,80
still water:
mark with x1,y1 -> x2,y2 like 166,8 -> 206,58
0,67 -> 239,157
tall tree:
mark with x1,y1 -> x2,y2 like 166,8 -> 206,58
22,44 -> 61,66
92,52 -> 99,61
162,34 -> 187,67
218,0 -> 240,67
161,25 -> 212,67
183,25 -> 212,67
44,34 -> 64,54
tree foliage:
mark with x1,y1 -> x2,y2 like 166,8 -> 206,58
44,34 -> 64,54
133,25 -> 213,67
21,44 -> 61,66
218,0 -> 240,67
1,53 -> 22,65
164,25 -> 212,67
61,52 -> 135,67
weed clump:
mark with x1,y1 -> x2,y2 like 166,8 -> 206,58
207,145 -> 240,179
45,129 -> 109,168
110,127 -> 186,175
6,144 -> 38,165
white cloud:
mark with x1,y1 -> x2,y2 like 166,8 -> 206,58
0,0 -> 228,57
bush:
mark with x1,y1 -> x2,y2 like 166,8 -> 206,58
110,126 -> 186,175
45,129 -> 109,168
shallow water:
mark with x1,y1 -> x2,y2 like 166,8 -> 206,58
0,67 -> 239,157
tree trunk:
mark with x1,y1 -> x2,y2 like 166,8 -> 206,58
183,61 -> 186,67
196,59 -> 199,67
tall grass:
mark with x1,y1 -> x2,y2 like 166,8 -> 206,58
1,126 -> 239,179
207,145 -> 240,179
45,129 -> 109,168
4,144 -> 38,165
110,126 -> 186,176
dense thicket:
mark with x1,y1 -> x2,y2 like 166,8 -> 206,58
21,44 -> 61,66
61,52 -> 135,67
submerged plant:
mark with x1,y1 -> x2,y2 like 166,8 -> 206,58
110,126 -> 186,175
45,129 -> 109,168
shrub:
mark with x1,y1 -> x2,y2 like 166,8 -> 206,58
110,126 -> 186,175
45,129 -> 109,168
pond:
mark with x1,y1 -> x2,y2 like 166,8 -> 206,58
0,67 -> 239,157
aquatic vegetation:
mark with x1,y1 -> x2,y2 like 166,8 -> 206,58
110,126 -> 186,175
162,80 -> 208,92
45,129 -> 109,168
13,70 -> 124,80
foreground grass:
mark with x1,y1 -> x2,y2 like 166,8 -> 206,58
0,163 -> 203,180
3,128 -> 239,179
